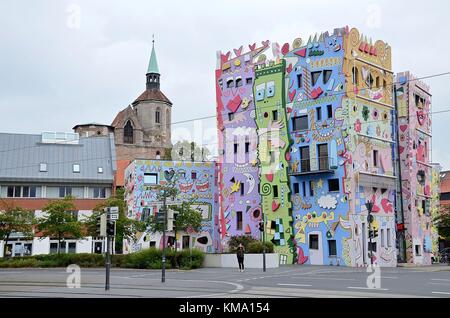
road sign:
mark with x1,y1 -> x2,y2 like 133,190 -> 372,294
109,207 -> 119,214
109,214 -> 119,221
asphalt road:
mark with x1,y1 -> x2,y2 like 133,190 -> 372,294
0,265 -> 449,298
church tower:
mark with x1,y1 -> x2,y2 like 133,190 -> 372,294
111,39 -> 173,161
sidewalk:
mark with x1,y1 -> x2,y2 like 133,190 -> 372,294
397,263 -> 450,271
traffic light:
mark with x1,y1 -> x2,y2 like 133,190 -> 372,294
106,220 -> 116,236
156,208 -> 166,225
167,210 -> 175,232
259,221 -> 264,232
96,214 -> 107,237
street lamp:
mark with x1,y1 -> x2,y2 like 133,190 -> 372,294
365,200 -> 374,267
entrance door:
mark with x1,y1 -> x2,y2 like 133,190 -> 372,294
309,232 -> 324,265
182,236 -> 190,250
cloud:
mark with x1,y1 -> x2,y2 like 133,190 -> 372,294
318,194 -> 338,210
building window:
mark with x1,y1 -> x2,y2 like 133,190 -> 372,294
309,181 -> 314,196
323,70 -> 332,85
228,113 -> 234,121
124,121 -> 134,144
328,179 -> 340,192
155,109 -> 161,124
273,185 -> 278,198
293,183 -> 299,194
98,167 -> 103,174
300,146 -> 311,172
302,181 -> 306,197
309,234 -> 319,250
73,164 -> 80,173
387,228 -> 391,247
272,110 -> 278,121
380,229 -> 385,248
236,211 -> 243,231
144,173 -> 158,185
316,107 -> 322,121
191,172 -> 197,180
415,245 -> 422,256
373,150 -> 378,167
39,163 -> 47,172
233,143 -> 238,154
328,240 -> 337,256
293,115 -> 308,131
297,74 -> 303,88
317,144 -> 329,170
327,105 -> 333,119
245,142 -> 250,153
93,187 -> 106,199
352,67 -> 359,85
226,78 -> 234,88
246,78 -> 252,85
59,187 -> 72,198
311,71 -> 321,86
235,78 -> 243,87
240,183 -> 245,196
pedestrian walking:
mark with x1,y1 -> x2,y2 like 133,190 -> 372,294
237,243 -> 245,272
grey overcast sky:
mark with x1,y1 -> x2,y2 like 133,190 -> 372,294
1,0 -> 450,169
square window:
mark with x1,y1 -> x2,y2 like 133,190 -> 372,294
293,115 -> 308,131
328,179 -> 340,192
297,74 -> 303,88
39,163 -> 47,172
73,164 -> 80,173
316,107 -> 322,121
98,167 -> 103,174
144,173 -> 158,185
309,234 -> 319,250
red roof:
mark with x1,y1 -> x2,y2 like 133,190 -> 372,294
115,160 -> 131,187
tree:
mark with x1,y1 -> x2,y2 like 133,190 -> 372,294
170,200 -> 203,253
36,196 -> 84,254
146,181 -> 179,234
171,140 -> 211,162
86,188 -> 146,253
435,206 -> 450,244
0,200 -> 35,258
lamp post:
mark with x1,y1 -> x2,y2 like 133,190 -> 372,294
262,214 -> 266,272
365,201 -> 374,267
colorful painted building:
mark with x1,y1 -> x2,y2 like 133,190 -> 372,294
123,159 -> 218,254
396,71 -> 438,264
215,42 -> 269,251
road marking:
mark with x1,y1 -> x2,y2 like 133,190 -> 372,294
181,280 -> 244,298
431,279 -> 450,282
382,276 -> 398,279
292,276 -> 355,281
277,283 -> 312,287
348,287 -> 389,291
432,291 -> 450,295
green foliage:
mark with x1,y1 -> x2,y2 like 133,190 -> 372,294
0,201 -> 35,257
171,140 -> 211,162
228,235 -> 259,253
435,206 -> 450,241
36,197 -> 84,254
0,249 -> 205,269
247,241 -> 274,253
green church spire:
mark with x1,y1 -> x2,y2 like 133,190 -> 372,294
147,36 -> 159,74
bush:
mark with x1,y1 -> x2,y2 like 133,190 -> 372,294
247,241 -> 274,253
0,248 -> 205,269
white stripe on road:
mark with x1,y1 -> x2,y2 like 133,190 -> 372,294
382,276 -> 398,279
348,287 -> 389,291
431,279 -> 450,282
278,283 -> 312,287
432,291 -> 450,295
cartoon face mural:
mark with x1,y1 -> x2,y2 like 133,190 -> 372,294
124,160 -> 218,253
254,59 -> 294,264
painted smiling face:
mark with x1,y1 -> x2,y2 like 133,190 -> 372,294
326,35 -> 341,52
195,171 -> 210,192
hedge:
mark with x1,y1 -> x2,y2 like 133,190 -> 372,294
0,248 -> 204,269
228,235 -> 274,254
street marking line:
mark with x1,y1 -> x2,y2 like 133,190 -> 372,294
180,280 -> 244,298
277,283 -> 312,287
432,291 -> 450,295
431,279 -> 450,282
382,276 -> 398,279
348,287 -> 389,291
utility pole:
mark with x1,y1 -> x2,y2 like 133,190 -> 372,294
366,201 -> 374,267
259,214 -> 266,272
161,194 -> 167,283
393,84 -> 407,263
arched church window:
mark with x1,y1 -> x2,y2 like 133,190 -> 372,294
124,120 -> 134,144
156,108 -> 161,124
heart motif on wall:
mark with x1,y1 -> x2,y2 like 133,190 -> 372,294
234,46 -> 243,57
266,173 -> 274,182
249,43 -> 256,51
226,95 -> 242,113
381,198 -> 393,213
281,42 -> 290,55
272,200 -> 280,211
164,169 -> 175,181
221,51 -> 230,63
289,89 -> 296,102
286,63 -> 293,74
262,40 -> 270,47
285,152 -> 291,161
400,125 -> 408,132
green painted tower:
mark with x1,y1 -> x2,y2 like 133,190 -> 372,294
254,60 -> 295,264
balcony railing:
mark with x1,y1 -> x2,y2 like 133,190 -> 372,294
288,157 -> 336,175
